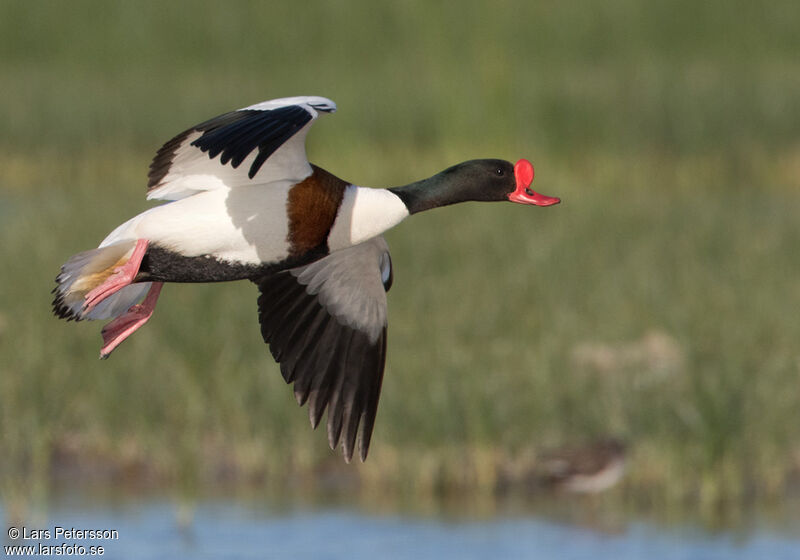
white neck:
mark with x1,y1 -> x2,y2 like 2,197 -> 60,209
327,186 -> 410,251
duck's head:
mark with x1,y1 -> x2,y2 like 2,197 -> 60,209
449,158 -> 560,206
391,158 -> 560,214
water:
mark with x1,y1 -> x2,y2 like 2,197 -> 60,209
3,500 -> 799,560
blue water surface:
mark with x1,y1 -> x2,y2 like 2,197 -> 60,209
3,501 -> 799,560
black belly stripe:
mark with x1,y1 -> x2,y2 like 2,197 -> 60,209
135,245 -> 328,284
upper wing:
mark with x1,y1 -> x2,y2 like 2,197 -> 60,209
147,96 -> 336,201
255,237 -> 393,463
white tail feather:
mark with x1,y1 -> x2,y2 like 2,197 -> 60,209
52,240 -> 149,321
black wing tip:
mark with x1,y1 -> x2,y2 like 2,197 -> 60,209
321,327 -> 385,464
359,440 -> 370,463
147,128 -> 195,190
257,286 -> 385,463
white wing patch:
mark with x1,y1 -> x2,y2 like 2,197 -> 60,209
146,96 -> 336,201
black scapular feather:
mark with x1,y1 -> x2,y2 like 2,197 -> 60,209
190,106 -> 312,178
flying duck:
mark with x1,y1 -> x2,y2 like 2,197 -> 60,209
52,96 -> 560,462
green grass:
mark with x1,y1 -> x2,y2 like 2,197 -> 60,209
1,0 -> 800,520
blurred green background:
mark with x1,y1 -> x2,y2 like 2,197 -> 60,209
2,0 -> 799,521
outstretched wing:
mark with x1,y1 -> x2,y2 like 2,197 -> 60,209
255,237 -> 393,463
147,96 -> 336,201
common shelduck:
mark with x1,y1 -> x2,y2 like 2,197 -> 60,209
52,96 -> 560,462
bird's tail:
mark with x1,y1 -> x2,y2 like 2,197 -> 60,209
52,239 -> 150,321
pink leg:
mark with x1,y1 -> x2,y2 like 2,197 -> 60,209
99,282 -> 163,359
83,239 -> 149,313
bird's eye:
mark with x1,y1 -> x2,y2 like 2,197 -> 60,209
495,167 -> 504,176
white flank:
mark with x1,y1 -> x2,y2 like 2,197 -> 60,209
327,187 -> 409,252
105,182 -> 295,266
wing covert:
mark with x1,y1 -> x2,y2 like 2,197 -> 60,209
255,237 -> 392,462
147,96 -> 336,201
